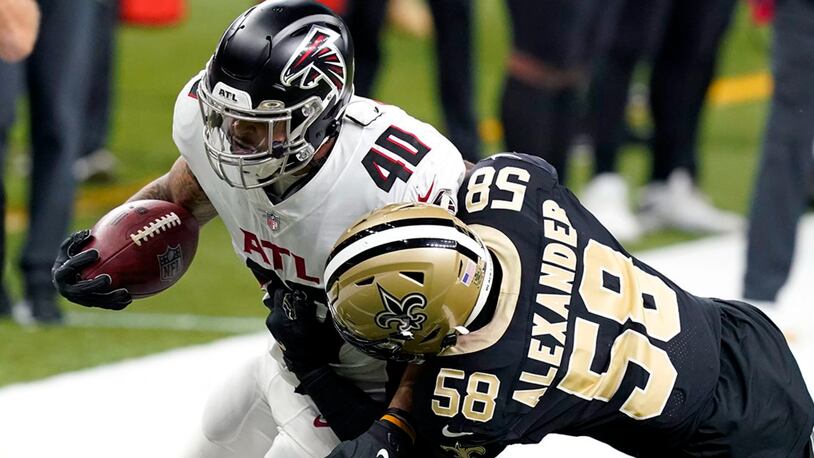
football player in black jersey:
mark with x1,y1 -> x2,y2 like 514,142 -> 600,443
324,153 -> 814,457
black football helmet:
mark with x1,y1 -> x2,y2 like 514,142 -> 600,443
197,0 -> 355,189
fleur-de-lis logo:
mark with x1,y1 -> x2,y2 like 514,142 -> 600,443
374,284 -> 427,339
439,444 -> 487,458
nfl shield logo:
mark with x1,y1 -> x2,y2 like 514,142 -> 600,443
265,211 -> 281,231
157,245 -> 183,282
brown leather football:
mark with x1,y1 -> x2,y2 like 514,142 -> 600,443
81,200 -> 200,298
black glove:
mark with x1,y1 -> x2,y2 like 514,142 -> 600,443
52,230 -> 132,310
328,409 -> 415,458
264,287 -> 342,377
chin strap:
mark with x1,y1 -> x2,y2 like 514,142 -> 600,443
325,117 -> 342,139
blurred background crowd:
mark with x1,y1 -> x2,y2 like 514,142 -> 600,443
0,0 -> 810,376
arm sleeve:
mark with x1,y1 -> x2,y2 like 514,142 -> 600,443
296,366 -> 386,440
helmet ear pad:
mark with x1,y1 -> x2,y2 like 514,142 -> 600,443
311,97 -> 346,145
302,95 -> 336,148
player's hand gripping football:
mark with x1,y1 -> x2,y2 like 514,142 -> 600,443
264,287 -> 341,378
52,230 -> 133,310
328,408 -> 415,458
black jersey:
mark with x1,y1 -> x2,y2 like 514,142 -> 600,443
411,153 -> 723,457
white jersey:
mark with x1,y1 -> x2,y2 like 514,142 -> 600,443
173,72 -> 465,291
173,73 -> 465,397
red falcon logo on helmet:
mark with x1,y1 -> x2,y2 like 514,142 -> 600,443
281,25 -> 347,98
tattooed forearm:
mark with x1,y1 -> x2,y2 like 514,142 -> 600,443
127,175 -> 173,202
170,159 -> 218,225
127,157 -> 218,226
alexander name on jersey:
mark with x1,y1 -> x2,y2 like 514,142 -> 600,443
510,197 -> 576,409
415,154 -> 722,457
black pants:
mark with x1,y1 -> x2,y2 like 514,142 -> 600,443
0,0 -> 95,299
675,300 -> 814,457
343,0 -> 480,161
500,0 -> 620,180
588,0 -> 736,181
81,0 -> 118,157
743,0 -> 814,301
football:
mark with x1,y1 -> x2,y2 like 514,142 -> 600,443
81,199 -> 200,298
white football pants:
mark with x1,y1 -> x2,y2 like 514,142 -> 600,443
183,343 -> 340,458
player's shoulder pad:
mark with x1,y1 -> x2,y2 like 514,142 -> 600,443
482,152 -> 559,182
188,79 -> 201,100
343,98 -> 385,127
176,70 -> 205,105
173,71 -> 206,154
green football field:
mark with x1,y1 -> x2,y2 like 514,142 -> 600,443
0,0 -> 771,386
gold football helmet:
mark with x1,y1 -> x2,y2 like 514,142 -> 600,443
324,203 -> 494,363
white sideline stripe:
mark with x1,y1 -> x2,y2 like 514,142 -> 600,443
65,311 -> 266,334
2,216 -> 814,458
0,333 -> 269,458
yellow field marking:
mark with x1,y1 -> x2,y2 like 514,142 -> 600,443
74,182 -> 151,214
6,181 -> 149,232
479,118 -> 503,145
707,71 -> 772,106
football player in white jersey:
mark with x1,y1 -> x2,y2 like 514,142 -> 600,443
51,1 -> 466,457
